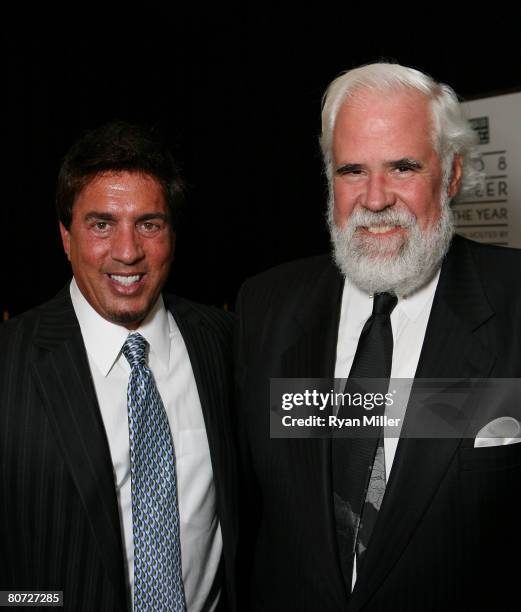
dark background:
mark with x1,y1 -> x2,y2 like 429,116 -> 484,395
4,10 -> 520,318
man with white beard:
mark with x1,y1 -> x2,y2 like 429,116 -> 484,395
235,63 -> 521,611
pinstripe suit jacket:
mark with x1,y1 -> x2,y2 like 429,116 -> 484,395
0,287 -> 237,611
235,235 -> 521,611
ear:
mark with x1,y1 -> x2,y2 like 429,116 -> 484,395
448,154 -> 464,197
59,222 -> 71,261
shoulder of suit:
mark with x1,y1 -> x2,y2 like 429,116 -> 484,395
163,293 -> 234,332
458,234 -> 521,261
455,235 -> 521,305
458,235 -> 521,280
0,289 -> 70,344
0,296 -> 71,379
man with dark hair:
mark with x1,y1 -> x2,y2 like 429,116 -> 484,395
56,122 -> 185,231
0,123 -> 237,611
235,63 -> 521,610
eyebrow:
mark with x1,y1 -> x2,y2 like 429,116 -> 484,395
136,213 -> 169,223
83,212 -> 169,223
335,163 -> 363,175
335,158 -> 423,174
390,158 -> 423,170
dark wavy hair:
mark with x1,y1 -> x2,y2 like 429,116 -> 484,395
56,122 -> 185,229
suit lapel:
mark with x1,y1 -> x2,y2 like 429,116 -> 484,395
281,259 -> 344,379
348,236 -> 496,610
31,289 -> 128,606
280,261 -> 349,594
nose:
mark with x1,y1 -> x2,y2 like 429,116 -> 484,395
363,173 -> 395,212
110,225 -> 145,264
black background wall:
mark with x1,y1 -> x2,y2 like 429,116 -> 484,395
4,9 -> 520,318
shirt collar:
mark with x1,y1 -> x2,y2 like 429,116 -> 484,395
397,269 -> 440,322
343,268 -> 440,323
69,278 -> 171,376
343,275 -> 374,328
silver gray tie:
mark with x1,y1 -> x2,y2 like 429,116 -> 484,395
122,332 -> 186,611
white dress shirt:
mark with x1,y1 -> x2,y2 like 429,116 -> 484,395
70,279 -> 222,611
334,272 -> 439,588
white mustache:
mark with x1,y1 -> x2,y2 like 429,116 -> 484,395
347,208 -> 416,229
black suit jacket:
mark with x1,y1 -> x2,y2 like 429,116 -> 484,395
0,287 -> 237,611
235,235 -> 521,611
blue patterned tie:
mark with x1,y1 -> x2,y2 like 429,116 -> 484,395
122,332 -> 186,611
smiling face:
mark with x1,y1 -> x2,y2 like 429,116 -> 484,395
332,87 -> 461,242
329,87 -> 462,295
60,171 -> 174,329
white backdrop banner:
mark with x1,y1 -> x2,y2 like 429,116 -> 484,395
456,91 -> 521,247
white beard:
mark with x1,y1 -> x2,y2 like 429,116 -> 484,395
327,195 -> 454,297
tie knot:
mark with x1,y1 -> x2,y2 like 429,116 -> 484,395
122,332 -> 149,368
372,292 -> 398,316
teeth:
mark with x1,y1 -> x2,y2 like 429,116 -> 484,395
110,274 -> 141,286
367,225 -> 395,234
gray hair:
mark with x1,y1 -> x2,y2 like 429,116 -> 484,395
320,62 -> 481,196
